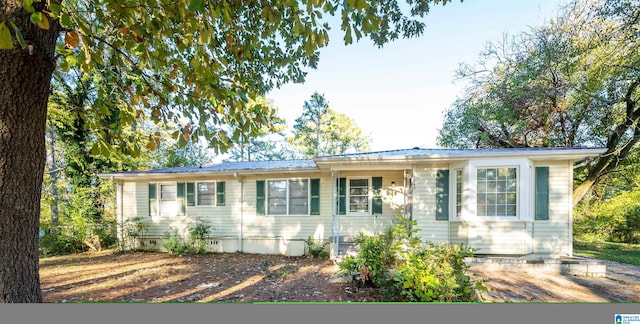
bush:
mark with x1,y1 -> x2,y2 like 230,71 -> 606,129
574,186 -> 640,244
305,236 -> 330,258
163,218 -> 212,255
122,216 -> 150,251
163,227 -> 193,255
338,215 -> 485,302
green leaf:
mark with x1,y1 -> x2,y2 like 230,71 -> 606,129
188,0 -> 204,12
30,12 -> 43,24
0,21 -> 13,50
60,14 -> 73,29
9,21 -> 26,49
48,3 -> 62,14
24,0 -> 35,13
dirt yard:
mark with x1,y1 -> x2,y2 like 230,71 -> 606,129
39,250 -> 640,303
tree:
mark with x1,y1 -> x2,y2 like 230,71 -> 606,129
437,0 -> 640,205
226,97 -> 296,162
40,67 -> 157,255
0,0 -> 454,302
291,92 -> 371,158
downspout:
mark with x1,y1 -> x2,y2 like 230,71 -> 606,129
331,171 -> 339,259
236,173 -> 243,253
568,161 -> 574,257
115,179 -> 123,250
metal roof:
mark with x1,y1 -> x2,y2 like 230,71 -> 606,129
100,146 -> 607,180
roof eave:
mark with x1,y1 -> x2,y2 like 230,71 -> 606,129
314,148 -> 608,166
98,167 -> 320,181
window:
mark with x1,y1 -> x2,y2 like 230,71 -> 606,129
476,167 -> 517,217
159,183 -> 177,216
348,178 -> 370,214
455,169 -> 462,217
197,182 -> 215,206
266,179 -> 309,215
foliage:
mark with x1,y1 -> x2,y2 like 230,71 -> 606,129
437,0 -> 640,204
162,228 -> 193,255
151,139 -> 214,168
122,216 -> 151,251
1,0 -> 456,302
304,236 -> 330,259
39,184 -> 118,256
162,218 -> 212,255
226,97 -> 297,162
573,240 -> 640,266
338,216 -> 484,302
391,242 -> 483,302
188,218 -> 212,254
290,92 -> 371,158
574,180 -> 640,244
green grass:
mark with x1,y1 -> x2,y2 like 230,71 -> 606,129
573,240 -> 640,266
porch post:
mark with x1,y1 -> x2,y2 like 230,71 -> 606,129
331,171 -> 340,259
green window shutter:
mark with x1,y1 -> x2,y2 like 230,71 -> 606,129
337,177 -> 346,215
177,182 -> 186,216
310,179 -> 320,215
216,181 -> 226,206
186,182 -> 195,206
256,180 -> 265,216
436,170 -> 449,221
148,183 -> 157,217
535,166 -> 550,220
372,177 -> 383,214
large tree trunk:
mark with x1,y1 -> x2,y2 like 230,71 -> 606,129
0,2 -> 60,303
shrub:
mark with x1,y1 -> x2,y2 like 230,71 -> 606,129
338,215 -> 485,302
163,218 -> 213,255
304,236 -> 330,258
162,227 -> 192,255
187,218 -> 212,254
122,216 -> 150,251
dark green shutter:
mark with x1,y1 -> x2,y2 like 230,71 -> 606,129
535,167 -> 549,220
177,182 -> 186,216
337,178 -> 346,215
216,181 -> 226,206
372,177 -> 383,214
148,183 -> 157,217
256,180 -> 265,215
310,179 -> 320,215
186,182 -> 195,206
436,170 -> 449,221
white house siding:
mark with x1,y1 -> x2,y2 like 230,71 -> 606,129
412,167 -> 449,243
465,220 -> 531,254
448,222 -> 468,246
335,170 -> 405,240
532,162 -> 572,256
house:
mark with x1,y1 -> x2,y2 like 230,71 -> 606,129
100,147 -> 606,258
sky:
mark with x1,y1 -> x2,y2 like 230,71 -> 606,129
265,0 -> 569,152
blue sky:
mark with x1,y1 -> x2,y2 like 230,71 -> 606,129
265,0 -> 568,152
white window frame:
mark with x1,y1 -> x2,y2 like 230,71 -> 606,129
158,182 -> 177,217
347,177 -> 372,216
195,181 -> 217,207
451,158 -> 532,221
455,169 -> 463,218
265,178 -> 310,216
475,166 -> 519,218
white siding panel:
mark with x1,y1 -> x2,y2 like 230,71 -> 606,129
449,222 -> 468,246
533,162 -> 572,256
412,167 -> 449,242
467,221 -> 529,254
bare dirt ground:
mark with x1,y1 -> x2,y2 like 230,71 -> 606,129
469,258 -> 640,303
40,249 -> 640,303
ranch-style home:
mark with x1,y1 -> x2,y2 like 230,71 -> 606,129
101,147 -> 606,259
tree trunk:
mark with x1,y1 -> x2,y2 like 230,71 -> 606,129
0,2 -> 60,303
